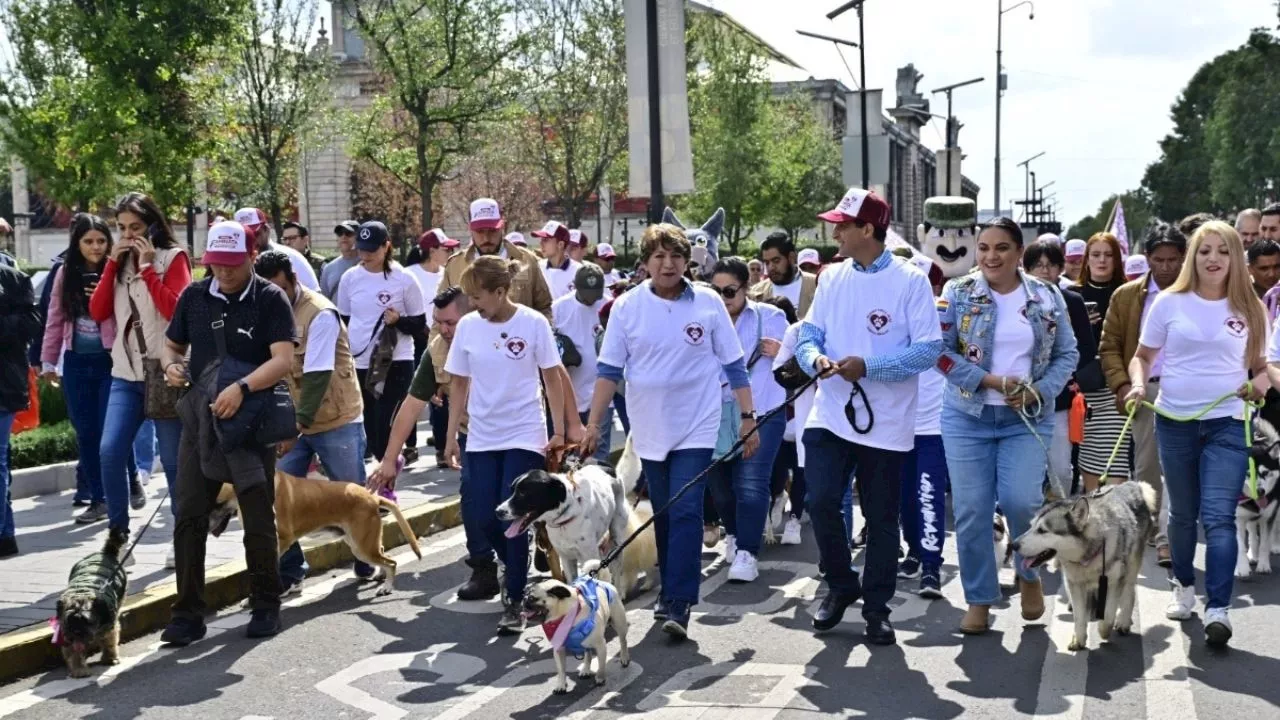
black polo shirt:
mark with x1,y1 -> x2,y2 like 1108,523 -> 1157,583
166,275 -> 296,381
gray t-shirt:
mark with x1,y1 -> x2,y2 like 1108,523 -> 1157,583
320,255 -> 358,299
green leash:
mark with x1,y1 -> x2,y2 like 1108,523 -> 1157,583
1100,386 -> 1262,499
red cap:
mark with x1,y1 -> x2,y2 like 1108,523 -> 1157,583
233,208 -> 267,235
532,221 -> 571,244
418,228 -> 459,251
817,188 -> 892,230
469,198 -> 504,230
569,229 -> 588,246
203,221 -> 252,267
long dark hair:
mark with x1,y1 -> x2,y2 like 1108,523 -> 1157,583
62,214 -> 113,321
113,192 -> 187,282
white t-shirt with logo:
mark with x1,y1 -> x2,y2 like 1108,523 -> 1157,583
445,304 -> 561,453
803,257 -> 941,452
1141,291 -> 1253,420
915,369 -> 944,435
405,264 -> 444,327
336,263 -> 427,370
775,322 -> 818,464
542,257 -> 582,300
983,285 -> 1035,405
552,294 -> 605,414
599,281 -> 743,461
772,275 -> 803,310
735,301 -> 789,413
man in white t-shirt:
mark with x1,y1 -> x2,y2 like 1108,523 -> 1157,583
751,231 -> 817,318
594,243 -> 626,297
234,208 -> 319,291
568,229 -> 589,264
533,221 -> 582,299
794,187 -> 943,645
552,264 -> 610,462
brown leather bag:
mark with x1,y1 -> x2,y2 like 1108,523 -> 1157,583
126,296 -> 184,420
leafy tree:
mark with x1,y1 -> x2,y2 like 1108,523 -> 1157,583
765,94 -> 843,240
1067,189 -> 1154,244
515,0 -> 627,227
1204,31 -> 1280,211
440,127 -> 551,234
345,0 -> 527,230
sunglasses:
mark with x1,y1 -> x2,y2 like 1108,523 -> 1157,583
712,285 -> 741,299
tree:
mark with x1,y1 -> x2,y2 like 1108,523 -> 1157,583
211,0 -> 333,233
440,128 -> 550,234
345,0 -> 527,231
514,0 -> 627,227
1204,31 -> 1280,210
1067,189 -> 1154,244
765,94 -> 844,239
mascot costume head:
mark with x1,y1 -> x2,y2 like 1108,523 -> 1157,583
917,196 -> 978,278
662,207 -> 725,279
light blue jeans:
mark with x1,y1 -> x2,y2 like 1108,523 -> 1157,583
99,378 -> 181,532
708,412 -> 785,556
278,421 -> 370,584
942,404 -> 1052,605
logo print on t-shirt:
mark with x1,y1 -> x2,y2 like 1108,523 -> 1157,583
683,322 -> 705,345
1018,306 -> 1032,324
1225,317 -> 1247,338
504,337 -> 528,360
376,290 -> 392,306
866,310 -> 892,335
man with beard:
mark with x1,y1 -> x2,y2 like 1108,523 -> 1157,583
1262,204 -> 1280,243
1248,240 -> 1280,299
750,231 -> 817,317
443,199 -> 552,319
1236,208 -> 1262,248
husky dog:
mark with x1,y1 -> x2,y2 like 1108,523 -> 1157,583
1236,418 -> 1280,578
1012,482 -> 1157,651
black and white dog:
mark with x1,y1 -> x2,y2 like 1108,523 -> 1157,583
1236,417 -> 1280,578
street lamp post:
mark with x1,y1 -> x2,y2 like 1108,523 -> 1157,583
996,1 -> 1034,218
828,1 -> 869,189
931,77 -> 984,196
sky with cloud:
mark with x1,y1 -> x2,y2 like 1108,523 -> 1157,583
717,0 -> 1276,227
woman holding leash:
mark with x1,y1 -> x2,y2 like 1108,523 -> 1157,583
1127,221 -> 1268,648
936,217 -> 1079,635
581,223 -> 755,640
443,256 -> 570,635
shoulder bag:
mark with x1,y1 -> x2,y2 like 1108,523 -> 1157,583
126,296 -> 184,420
211,311 -> 297,447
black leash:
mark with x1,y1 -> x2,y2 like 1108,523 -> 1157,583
845,381 -> 874,435
590,374 -> 821,578
107,489 -> 171,588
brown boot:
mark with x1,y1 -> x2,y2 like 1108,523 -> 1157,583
1020,578 -> 1045,621
960,605 -> 990,634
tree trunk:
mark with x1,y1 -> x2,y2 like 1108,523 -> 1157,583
416,124 -> 433,230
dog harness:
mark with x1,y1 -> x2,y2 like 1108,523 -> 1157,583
540,577 -> 617,658
50,552 -> 127,647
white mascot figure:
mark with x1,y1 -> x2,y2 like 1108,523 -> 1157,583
917,196 -> 978,278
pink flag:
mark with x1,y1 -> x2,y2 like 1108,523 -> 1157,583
1111,198 -> 1129,256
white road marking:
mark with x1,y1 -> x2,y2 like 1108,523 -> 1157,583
314,644 -> 486,720
634,662 -> 817,719
1138,562 -> 1199,720
1031,588 -> 1088,720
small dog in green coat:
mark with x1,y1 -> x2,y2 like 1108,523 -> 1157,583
55,528 -> 129,677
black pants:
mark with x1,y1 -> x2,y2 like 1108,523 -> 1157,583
172,430 -> 280,619
358,360 -> 415,462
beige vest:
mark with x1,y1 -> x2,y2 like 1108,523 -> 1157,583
109,248 -> 186,382
443,240 -> 553,321
288,286 -> 364,435
749,271 -> 817,319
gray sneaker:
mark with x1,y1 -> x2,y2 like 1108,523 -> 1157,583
75,502 -> 108,525
496,597 -> 524,635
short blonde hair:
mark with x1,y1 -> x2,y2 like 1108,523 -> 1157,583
639,223 -> 691,262
460,255 -> 524,295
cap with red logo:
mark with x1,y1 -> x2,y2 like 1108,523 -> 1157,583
233,208 -> 268,236
203,221 -> 252,267
817,188 -> 892,231
532,221 -> 571,244
418,228 -> 459,251
569,229 -> 588,246
469,198 -> 504,230
797,248 -> 821,268
595,242 -> 616,259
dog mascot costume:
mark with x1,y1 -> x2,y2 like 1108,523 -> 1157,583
662,207 -> 725,280
917,196 -> 979,279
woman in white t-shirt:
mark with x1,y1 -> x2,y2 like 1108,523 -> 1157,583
1127,221 -> 1268,648
444,256 -> 568,634
937,217 -> 1079,635
580,224 -> 756,640
336,221 -> 427,487
402,229 -> 457,462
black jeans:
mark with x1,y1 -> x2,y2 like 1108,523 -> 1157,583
172,431 -> 280,620
357,360 -> 416,462
802,428 -> 904,619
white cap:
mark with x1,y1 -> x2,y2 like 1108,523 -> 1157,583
568,229 -> 587,246
505,232 -> 526,246
1124,254 -> 1149,278
1065,239 -> 1086,258
1037,233 -> 1063,245
202,220 -> 252,266
798,248 -> 821,266
596,242 -> 616,258
469,198 -> 503,230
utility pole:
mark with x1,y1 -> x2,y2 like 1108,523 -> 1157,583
827,1 -> 869,189
645,0 -> 662,223
996,1 -> 1034,217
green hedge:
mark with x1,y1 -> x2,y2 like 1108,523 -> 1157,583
38,377 -> 68,426
11,420 -> 78,470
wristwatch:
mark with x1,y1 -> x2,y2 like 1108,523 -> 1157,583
740,411 -> 757,421
236,379 -> 251,396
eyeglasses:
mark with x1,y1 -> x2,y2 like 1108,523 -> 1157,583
712,285 -> 741,299
1029,261 -> 1056,272
282,234 -> 301,242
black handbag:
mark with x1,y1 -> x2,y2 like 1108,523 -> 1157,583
211,312 -> 297,448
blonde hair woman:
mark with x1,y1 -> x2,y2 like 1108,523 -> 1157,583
1126,221 -> 1268,648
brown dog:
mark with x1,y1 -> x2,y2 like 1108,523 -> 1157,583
210,471 -> 423,596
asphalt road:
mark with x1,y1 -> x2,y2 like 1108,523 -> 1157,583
3,522 -> 1279,720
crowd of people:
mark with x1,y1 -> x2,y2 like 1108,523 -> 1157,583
0,195 -> 1275,652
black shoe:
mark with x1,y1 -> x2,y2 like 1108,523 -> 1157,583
897,554 -> 922,580
246,608 -> 282,638
851,526 -> 868,550
129,478 -> 146,510
160,617 -> 207,646
72,497 -> 91,508
457,561 -> 500,601
403,446 -> 419,464
75,501 -> 108,525
0,536 -> 17,559
918,566 -> 943,599
812,589 -> 861,632
662,601 -> 690,638
864,616 -> 897,645
496,599 -> 523,635
653,596 -> 669,621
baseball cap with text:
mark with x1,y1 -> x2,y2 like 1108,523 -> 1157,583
506,232 -> 527,247
797,248 -> 821,267
818,188 -> 892,230
233,208 -> 267,235
418,228 -> 459,251
1124,254 -> 1149,279
569,229 -> 588,246
574,263 -> 606,305
533,221 -> 571,244
469,198 -> 504,230
203,221 -> 252,267
1065,239 -> 1086,259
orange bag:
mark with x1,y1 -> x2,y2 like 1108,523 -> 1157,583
11,367 -> 40,435
1068,388 -> 1086,445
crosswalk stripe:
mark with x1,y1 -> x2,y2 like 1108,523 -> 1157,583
1137,558 -> 1199,720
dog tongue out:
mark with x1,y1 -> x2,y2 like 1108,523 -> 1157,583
504,517 -> 529,539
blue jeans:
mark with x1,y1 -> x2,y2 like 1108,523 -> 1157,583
942,404 -> 1051,605
579,410 -> 613,465
640,448 -> 714,606
278,422 -> 370,584
0,412 -> 15,539
99,378 -> 181,531
708,412 -> 785,556
429,396 -> 449,456
1157,416 -> 1246,610
803,428 -> 904,617
463,448 -> 543,600
614,392 -> 631,435
900,434 -> 949,570
134,419 -> 156,476
62,351 -> 112,505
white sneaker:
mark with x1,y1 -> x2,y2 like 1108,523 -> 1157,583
722,535 -> 737,564
728,550 -> 759,583
1166,582 -> 1196,620
138,470 -> 151,486
1204,607 -> 1233,647
769,497 -> 786,532
781,517 -> 802,545
165,548 -> 176,570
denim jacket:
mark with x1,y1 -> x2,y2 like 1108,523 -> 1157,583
936,269 -> 1079,418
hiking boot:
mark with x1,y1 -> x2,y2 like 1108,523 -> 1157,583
160,617 -> 207,646
75,502 -> 108,525
457,561 -> 500,601
129,478 -> 146,510
897,553 -> 922,580
246,608 -> 282,638
1020,578 -> 1045,621
496,597 -> 523,635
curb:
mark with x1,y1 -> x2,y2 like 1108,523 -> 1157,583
11,461 -> 79,501
0,495 -> 462,685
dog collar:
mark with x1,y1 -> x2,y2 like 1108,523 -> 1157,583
1081,540 -> 1105,566
549,491 -> 586,528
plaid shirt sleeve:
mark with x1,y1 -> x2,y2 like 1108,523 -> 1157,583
864,340 -> 945,383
